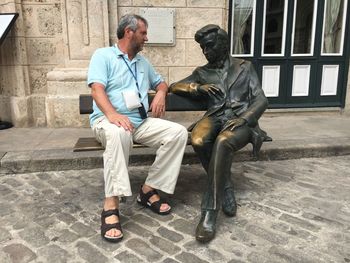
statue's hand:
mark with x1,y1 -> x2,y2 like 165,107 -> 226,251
198,84 -> 224,99
222,118 -> 247,131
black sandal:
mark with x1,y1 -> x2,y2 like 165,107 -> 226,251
101,209 -> 123,242
137,186 -> 171,215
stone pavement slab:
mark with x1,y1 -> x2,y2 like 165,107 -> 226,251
1,156 -> 349,262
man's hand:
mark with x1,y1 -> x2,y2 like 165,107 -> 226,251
108,112 -> 134,132
150,89 -> 166,118
222,118 -> 247,131
198,84 -> 224,99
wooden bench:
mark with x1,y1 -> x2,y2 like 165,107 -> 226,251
73,92 -> 207,152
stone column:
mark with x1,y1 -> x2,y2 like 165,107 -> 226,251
0,0 -> 31,127
46,0 -> 118,127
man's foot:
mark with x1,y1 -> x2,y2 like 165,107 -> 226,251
137,185 -> 171,215
101,197 -> 123,242
195,210 -> 218,243
222,187 -> 237,217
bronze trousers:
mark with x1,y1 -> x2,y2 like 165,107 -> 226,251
191,113 -> 252,211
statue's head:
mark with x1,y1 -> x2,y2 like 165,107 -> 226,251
194,24 -> 229,64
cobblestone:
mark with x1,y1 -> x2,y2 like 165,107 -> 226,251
0,156 -> 350,262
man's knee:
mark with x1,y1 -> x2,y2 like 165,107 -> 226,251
176,125 -> 189,143
105,125 -> 131,143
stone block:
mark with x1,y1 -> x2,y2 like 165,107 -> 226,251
125,238 -> 162,261
29,95 -> 47,126
142,40 -> 185,66
169,67 -> 196,84
47,68 -> 89,96
154,66 -> 169,83
22,4 -> 62,37
133,0 -> 186,6
45,96 -> 87,127
0,65 -> 29,96
117,0 -> 132,7
11,96 -> 30,127
176,8 -> 223,38
0,37 -> 28,66
29,66 -> 50,94
187,0 -> 224,8
3,244 -> 37,263
26,38 -> 58,64
0,96 -> 11,121
76,241 -> 108,263
185,39 -> 206,66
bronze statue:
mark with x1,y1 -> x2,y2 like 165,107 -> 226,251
170,24 -> 271,243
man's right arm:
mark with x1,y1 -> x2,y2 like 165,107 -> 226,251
91,83 -> 134,132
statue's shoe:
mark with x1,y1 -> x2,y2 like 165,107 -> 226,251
195,210 -> 218,243
222,187 -> 237,217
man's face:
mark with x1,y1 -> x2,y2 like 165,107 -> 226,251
199,32 -> 226,64
130,21 -> 148,53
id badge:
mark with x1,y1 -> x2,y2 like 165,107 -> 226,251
122,90 -> 142,110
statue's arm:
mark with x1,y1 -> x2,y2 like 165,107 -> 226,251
169,82 -> 201,97
169,71 -> 204,97
240,62 -> 268,127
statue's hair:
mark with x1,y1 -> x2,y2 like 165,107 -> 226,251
117,14 -> 148,39
194,24 -> 228,44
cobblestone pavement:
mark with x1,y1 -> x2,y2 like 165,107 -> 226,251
1,156 -> 350,263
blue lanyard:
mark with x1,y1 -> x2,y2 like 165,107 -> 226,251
120,55 -> 140,91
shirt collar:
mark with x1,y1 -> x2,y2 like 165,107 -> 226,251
114,44 -> 141,62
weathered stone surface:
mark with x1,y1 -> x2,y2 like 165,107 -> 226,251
76,241 -> 108,263
133,0 -> 186,6
168,66 -> 196,84
142,40 -> 186,67
187,0 -> 224,7
2,243 -> 37,263
37,244 -> 69,263
18,226 -> 50,247
176,8 -> 223,38
0,156 -> 349,262
126,238 -> 162,261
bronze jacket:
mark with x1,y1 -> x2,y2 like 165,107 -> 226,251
170,57 -> 270,156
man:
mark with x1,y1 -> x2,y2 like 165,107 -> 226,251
88,14 -> 188,243
170,24 -> 270,243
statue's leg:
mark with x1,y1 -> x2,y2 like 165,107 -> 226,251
196,125 -> 251,243
191,117 -> 220,172
191,117 -> 222,243
214,127 -> 252,216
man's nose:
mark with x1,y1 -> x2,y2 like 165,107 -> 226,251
144,35 -> 148,41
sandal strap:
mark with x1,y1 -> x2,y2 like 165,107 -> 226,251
101,209 -> 123,237
101,222 -> 122,234
149,199 -> 162,211
139,188 -> 159,205
101,209 -> 119,219
101,209 -> 120,226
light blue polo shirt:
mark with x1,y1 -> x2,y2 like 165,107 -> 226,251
87,45 -> 163,128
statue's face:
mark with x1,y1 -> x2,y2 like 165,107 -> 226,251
199,32 -> 226,64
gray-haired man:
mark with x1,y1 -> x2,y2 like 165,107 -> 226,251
88,14 -> 188,242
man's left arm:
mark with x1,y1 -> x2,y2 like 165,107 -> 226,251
150,81 -> 167,118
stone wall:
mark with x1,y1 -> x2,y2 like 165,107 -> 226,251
1,0 -> 229,127
1,0 -> 349,127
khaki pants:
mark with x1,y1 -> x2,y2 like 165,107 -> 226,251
92,116 -> 188,197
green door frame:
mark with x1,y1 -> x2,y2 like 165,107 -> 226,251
228,0 -> 350,108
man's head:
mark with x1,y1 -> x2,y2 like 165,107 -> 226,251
194,24 -> 229,64
117,14 -> 148,53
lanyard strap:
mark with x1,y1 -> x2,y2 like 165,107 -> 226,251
120,55 -> 140,91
